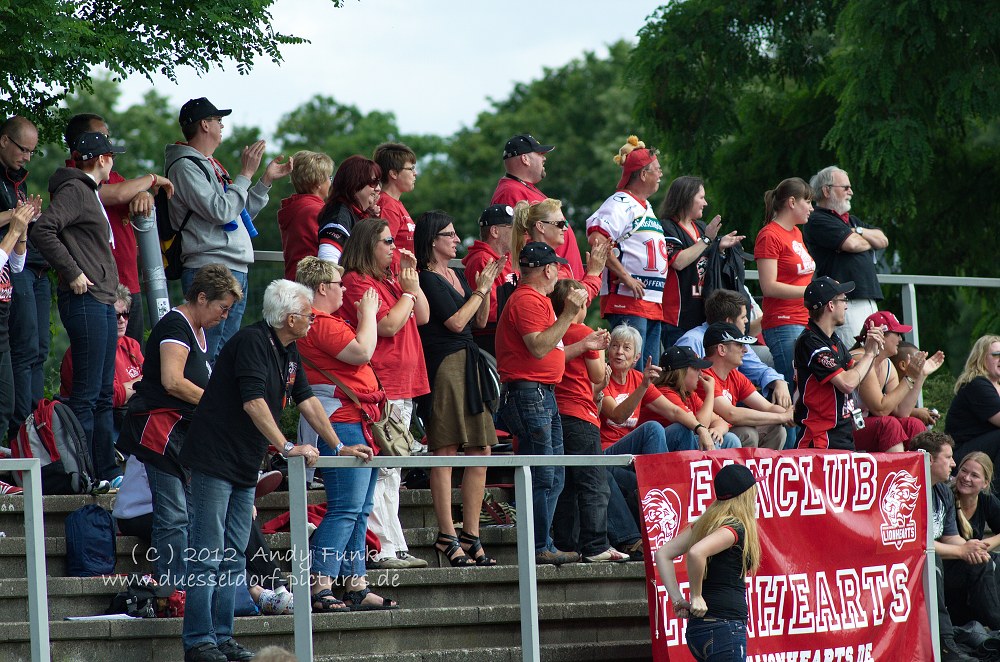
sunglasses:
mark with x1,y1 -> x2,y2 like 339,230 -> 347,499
381,237 -> 395,245
540,220 -> 568,230
115,311 -> 130,321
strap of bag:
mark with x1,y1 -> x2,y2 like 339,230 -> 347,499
299,354 -> 366,412
165,156 -> 213,234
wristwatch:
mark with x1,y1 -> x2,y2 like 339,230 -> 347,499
282,441 -> 295,457
700,235 -> 712,245
854,226 -> 865,235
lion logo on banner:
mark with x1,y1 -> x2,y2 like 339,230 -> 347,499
641,488 -> 683,552
878,470 -> 920,550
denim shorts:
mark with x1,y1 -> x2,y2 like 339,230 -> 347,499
686,618 -> 748,662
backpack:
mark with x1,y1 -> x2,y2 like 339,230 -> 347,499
154,156 -> 213,280
65,504 -> 116,577
10,398 -> 98,495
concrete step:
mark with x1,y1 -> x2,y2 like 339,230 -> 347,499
0,563 -> 646,621
314,641 -> 654,662
1,601 -> 652,662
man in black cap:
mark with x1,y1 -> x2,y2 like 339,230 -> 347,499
491,133 -> 585,279
495,242 -> 608,565
462,204 -> 516,355
793,276 -> 884,450
166,97 -> 293,361
698,322 -> 793,449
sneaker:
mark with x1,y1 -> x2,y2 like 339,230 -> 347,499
535,549 -> 581,565
616,540 -> 645,561
0,480 -> 22,495
275,585 -> 294,614
255,470 -> 283,500
183,643 -> 227,662
396,551 -> 429,568
109,475 -> 124,490
90,480 -> 111,496
307,477 -> 325,490
216,638 -> 255,661
410,439 -> 428,454
583,547 -> 630,563
941,639 -> 978,662
257,588 -> 293,615
368,555 -> 410,569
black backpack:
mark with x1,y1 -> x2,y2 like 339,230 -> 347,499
10,398 -> 99,495
154,156 -> 213,280
65,504 -> 116,577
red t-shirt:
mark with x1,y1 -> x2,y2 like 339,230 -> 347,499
462,240 -> 516,324
555,323 -> 601,424
378,193 -> 414,273
276,193 -> 324,281
297,308 -> 381,422
696,366 -> 756,408
496,285 -> 565,384
754,222 -> 815,328
491,176 -> 584,280
60,335 -> 144,408
339,271 -> 429,400
600,368 -> 659,449
556,263 -> 601,304
639,385 -> 701,426
104,170 -> 140,293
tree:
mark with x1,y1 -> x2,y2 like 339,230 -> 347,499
0,0 -> 344,141
631,0 -> 1000,369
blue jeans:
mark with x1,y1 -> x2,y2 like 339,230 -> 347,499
0,351 -> 14,439
8,268 -> 50,438
686,618 -> 748,662
553,415 -> 610,556
605,421 -> 668,456
604,423 -> 669,546
57,291 -> 119,480
762,324 -> 805,390
145,463 -> 190,587
498,386 -> 564,552
182,470 -> 254,650
311,422 -> 378,580
660,323 -> 686,350
182,267 -> 248,363
605,314 -> 662,367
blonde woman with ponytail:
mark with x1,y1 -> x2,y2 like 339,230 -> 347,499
656,463 -> 761,661
512,198 -> 606,301
753,177 -> 816,390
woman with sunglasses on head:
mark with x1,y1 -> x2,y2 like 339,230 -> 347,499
116,263 -> 242,588
317,155 -> 382,264
340,218 -> 431,570
511,198 -> 607,302
947,335 -> 1000,494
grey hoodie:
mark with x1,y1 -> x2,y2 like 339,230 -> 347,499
163,143 -> 271,273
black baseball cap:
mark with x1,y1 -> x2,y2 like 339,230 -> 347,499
804,276 -> 855,310
714,464 -> 756,501
703,322 -> 757,349
72,132 -> 126,161
179,97 -> 232,127
519,242 -> 568,268
479,204 -> 515,227
503,134 -> 555,159
660,345 -> 712,371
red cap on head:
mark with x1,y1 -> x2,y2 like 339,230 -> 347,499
617,148 -> 655,190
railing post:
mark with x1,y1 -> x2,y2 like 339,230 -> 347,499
287,456 -> 313,662
514,465 -> 540,662
900,282 -> 922,407
922,453 -> 941,661
23,459 -> 50,662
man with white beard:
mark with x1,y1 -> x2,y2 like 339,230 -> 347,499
803,166 -> 889,346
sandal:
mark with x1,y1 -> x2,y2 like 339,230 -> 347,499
310,588 -> 349,613
434,532 -> 475,567
459,530 -> 497,566
342,587 -> 398,611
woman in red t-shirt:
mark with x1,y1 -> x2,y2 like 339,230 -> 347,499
296,256 -> 398,612
340,218 -> 431,570
754,177 -> 816,389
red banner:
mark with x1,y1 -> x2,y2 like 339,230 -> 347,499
635,449 -> 933,662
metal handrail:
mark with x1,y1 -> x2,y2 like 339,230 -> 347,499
285,454 -> 635,662
0,458 -> 50,662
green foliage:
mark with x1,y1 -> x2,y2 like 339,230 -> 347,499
0,0 -> 344,143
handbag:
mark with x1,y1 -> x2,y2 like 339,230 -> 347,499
299,355 -> 413,456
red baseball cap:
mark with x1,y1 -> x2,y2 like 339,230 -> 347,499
860,310 -> 912,337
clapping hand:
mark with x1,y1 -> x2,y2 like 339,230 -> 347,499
398,248 -> 417,271
263,155 -> 293,186
476,258 -> 502,291
355,287 -> 380,318
582,329 -> 611,351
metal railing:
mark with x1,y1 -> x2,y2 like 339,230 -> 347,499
1,458 -> 50,662
285,454 -> 635,662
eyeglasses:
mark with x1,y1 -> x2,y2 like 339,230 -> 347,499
540,220 -> 568,230
205,117 -> 224,125
5,135 -> 36,157
368,179 -> 381,189
400,165 -> 418,173
215,301 -> 233,314
436,231 -> 458,238
290,312 -> 316,323
115,311 -> 130,321
380,237 -> 395,245
325,280 -> 346,290
832,297 -> 849,303
827,184 -> 853,191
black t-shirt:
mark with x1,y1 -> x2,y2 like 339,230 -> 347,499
945,377 -> 1000,445
418,269 -> 473,375
968,492 -> 1000,540
136,309 -> 211,414
699,520 -> 748,621
802,207 -> 882,301
179,321 -> 313,488
933,482 -> 959,540
794,321 -> 857,450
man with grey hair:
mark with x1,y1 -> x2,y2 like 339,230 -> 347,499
178,278 -> 371,662
803,166 -> 889,345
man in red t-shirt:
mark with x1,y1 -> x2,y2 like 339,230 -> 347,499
496,242 -> 605,565
697,322 -> 794,449
491,134 -> 585,279
462,204 -> 515,356
373,142 -> 417,273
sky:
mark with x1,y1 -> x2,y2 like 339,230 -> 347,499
116,0 -> 664,138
